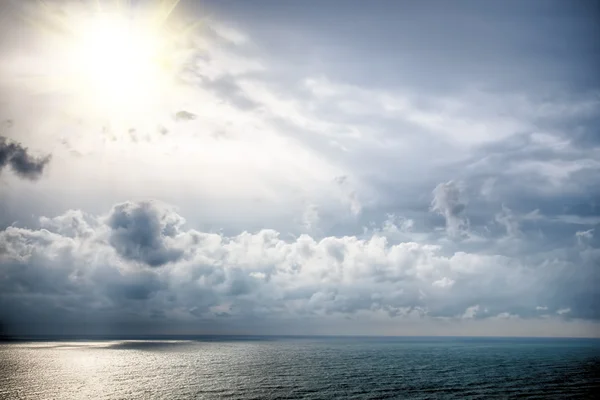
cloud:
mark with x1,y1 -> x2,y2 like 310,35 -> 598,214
0,200 -> 597,335
174,110 -> 197,121
432,277 -> 455,288
495,205 -> 520,237
2,0 -> 598,245
0,136 -> 51,180
106,201 -> 186,267
0,0 -> 599,337
301,204 -> 320,232
493,312 -> 519,320
200,76 -> 259,111
334,175 -> 362,216
431,181 -> 469,237
462,305 -> 481,319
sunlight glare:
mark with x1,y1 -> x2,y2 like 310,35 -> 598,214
69,13 -> 166,110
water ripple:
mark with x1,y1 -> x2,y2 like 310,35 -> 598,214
1,337 -> 599,399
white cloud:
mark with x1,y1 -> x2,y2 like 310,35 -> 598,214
432,277 -> 455,288
508,159 -> 600,188
576,229 -> 594,246
462,305 -> 480,319
301,204 -> 320,232
209,23 -> 249,46
493,312 -> 519,319
249,271 -> 266,280
2,200 -> 595,335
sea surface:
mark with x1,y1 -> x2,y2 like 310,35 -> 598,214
1,336 -> 599,399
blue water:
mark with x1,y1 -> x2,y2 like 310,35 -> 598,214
1,336 -> 599,399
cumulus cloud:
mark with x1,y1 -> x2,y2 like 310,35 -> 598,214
0,200 -> 597,335
0,136 -> 51,180
106,201 -> 186,267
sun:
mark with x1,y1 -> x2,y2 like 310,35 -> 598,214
72,14 -> 164,104
14,0 -> 192,120
64,9 -> 174,114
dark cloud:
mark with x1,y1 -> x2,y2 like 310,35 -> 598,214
107,201 -> 185,267
106,272 -> 163,301
0,136 -> 51,180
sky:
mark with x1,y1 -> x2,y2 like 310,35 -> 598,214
0,0 -> 599,338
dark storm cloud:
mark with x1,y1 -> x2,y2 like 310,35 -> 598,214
0,136 -> 51,180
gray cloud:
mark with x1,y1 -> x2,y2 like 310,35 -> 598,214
201,76 -> 259,111
0,200 -> 597,336
495,205 -> 521,237
106,201 -> 186,267
0,136 -> 51,180
431,181 -> 469,237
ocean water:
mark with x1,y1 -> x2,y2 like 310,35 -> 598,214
1,336 -> 599,399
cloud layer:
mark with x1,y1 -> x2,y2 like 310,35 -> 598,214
1,200 -> 597,336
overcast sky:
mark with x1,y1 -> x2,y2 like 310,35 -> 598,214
0,0 -> 599,337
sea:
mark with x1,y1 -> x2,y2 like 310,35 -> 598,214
1,336 -> 599,399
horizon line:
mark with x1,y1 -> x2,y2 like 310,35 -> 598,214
2,333 -> 599,341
